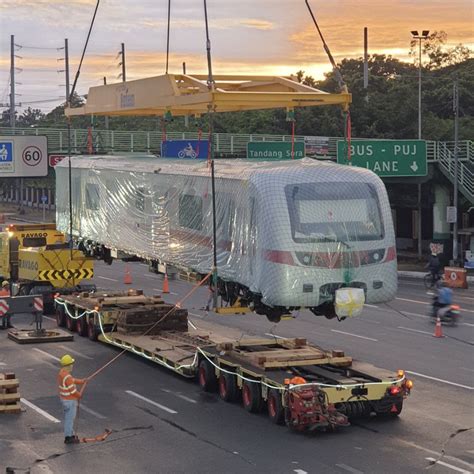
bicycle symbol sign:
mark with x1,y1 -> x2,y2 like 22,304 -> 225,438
22,146 -> 43,166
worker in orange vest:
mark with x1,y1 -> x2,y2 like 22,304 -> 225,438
58,354 -> 87,444
0,281 -> 13,329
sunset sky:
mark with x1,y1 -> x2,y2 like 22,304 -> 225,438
0,0 -> 473,114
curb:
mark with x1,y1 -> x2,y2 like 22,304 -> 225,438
398,270 -> 474,283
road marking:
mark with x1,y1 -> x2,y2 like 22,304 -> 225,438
402,311 -> 474,327
364,304 -> 379,308
80,403 -> 106,419
57,345 -> 93,360
396,297 -> 428,305
33,348 -> 59,362
406,370 -> 474,390
125,390 -> 177,414
335,464 -> 364,474
397,326 -> 433,336
161,389 -> 198,404
188,320 -> 198,330
330,330 -> 378,342
97,276 -> 118,282
425,458 -> 472,473
43,315 -> 56,322
153,288 -> 178,295
189,312 -> 204,319
265,332 -> 285,339
21,398 -> 60,423
293,470 -> 308,474
0,362 -> 6,366
399,440 -> 474,470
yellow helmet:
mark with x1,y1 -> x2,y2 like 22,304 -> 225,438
60,354 -> 75,366
1,281 -> 9,287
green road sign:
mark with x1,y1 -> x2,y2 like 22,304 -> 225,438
247,141 -> 305,160
337,140 -> 427,177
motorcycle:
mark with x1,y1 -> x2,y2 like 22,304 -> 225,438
430,296 -> 461,326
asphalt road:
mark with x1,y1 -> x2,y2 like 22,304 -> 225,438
1,260 -> 473,474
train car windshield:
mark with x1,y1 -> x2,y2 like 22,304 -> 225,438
285,182 -> 384,243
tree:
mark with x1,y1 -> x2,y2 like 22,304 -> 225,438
17,107 -> 45,127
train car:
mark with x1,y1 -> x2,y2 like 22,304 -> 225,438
55,155 -> 397,321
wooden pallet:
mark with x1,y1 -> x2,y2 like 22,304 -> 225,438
0,372 -> 21,414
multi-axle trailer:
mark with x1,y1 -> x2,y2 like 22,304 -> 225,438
55,291 -> 412,432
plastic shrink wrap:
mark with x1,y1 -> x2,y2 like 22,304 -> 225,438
56,156 -> 397,320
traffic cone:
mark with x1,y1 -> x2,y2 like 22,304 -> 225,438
433,315 -> 444,338
162,273 -> 170,294
124,264 -> 132,285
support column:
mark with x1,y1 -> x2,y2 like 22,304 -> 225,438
432,184 -> 450,243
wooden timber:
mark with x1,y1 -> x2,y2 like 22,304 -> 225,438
0,372 -> 21,414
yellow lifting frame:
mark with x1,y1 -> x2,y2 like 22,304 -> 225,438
65,73 -> 351,117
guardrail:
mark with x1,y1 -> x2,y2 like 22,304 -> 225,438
0,127 -> 450,162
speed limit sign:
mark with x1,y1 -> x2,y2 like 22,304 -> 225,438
22,146 -> 43,166
0,136 -> 47,177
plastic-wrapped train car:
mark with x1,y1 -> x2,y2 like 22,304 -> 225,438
55,155 -> 397,321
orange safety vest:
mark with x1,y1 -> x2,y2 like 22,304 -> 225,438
0,289 -> 10,296
57,368 -> 84,400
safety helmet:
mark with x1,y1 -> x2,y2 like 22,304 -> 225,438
60,354 -> 75,366
1,280 -> 9,287
289,376 -> 307,385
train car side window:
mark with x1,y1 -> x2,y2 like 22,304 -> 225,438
179,194 -> 203,231
85,183 -> 100,210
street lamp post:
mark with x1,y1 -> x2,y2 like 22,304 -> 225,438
411,30 -> 429,259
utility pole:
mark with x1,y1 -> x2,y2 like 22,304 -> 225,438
65,38 -> 70,103
363,27 -> 368,90
119,43 -> 126,82
411,30 -> 429,259
10,35 -> 16,129
453,79 -> 459,264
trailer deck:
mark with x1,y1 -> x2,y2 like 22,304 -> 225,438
55,291 -> 412,431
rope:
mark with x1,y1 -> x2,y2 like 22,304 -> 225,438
165,0 -> 171,74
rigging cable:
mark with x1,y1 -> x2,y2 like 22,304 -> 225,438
165,0 -> 171,73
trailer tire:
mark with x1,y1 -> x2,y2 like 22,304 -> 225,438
267,389 -> 284,424
56,306 -> 66,327
87,318 -> 100,341
77,316 -> 88,337
218,372 -> 238,402
66,313 -> 76,332
242,380 -> 262,413
198,359 -> 217,392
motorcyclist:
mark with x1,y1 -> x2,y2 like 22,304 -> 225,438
432,281 -> 453,319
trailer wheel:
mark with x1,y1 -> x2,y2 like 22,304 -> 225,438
242,381 -> 262,413
66,313 -> 76,332
77,316 -> 88,337
218,372 -> 238,402
56,306 -> 66,327
87,318 -> 100,341
198,359 -> 217,392
267,389 -> 284,424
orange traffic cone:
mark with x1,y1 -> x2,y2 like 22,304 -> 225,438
162,273 -> 170,294
433,315 -> 444,338
124,264 -> 132,285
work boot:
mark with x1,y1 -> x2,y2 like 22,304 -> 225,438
64,436 -> 80,444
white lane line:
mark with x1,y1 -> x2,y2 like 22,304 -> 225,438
364,304 -> 379,308
397,326 -> 433,336
80,403 -> 106,419
33,348 -> 60,362
43,315 -> 56,321
406,370 -> 474,390
330,330 -> 378,342
21,398 -> 61,423
396,297 -> 428,305
188,320 -> 198,330
293,470 -> 308,474
264,332 -> 285,339
402,311 -> 474,327
97,276 -> 118,282
125,390 -> 177,414
425,458 -> 472,474
396,297 -> 474,314
335,464 -> 364,474
189,312 -> 204,319
153,288 -> 178,295
160,388 -> 198,404
0,362 -> 6,366
57,345 -> 93,360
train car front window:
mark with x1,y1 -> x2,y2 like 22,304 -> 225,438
285,182 -> 384,243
